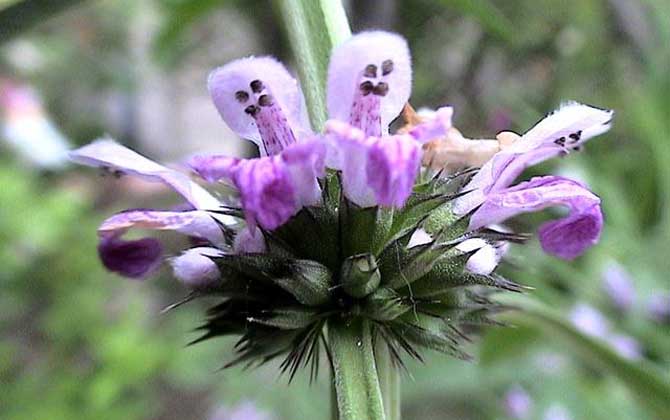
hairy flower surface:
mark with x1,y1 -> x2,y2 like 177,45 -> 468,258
70,31 -> 612,373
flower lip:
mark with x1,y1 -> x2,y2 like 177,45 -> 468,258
98,236 -> 162,279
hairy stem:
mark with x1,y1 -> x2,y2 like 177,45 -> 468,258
329,318 -> 386,420
376,341 -> 401,420
275,0 -> 351,131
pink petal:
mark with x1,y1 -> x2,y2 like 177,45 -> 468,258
69,139 -> 222,210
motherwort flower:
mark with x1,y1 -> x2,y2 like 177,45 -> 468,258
71,30 -> 613,375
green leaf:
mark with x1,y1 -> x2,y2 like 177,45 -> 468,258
275,0 -> 351,130
500,295 -> 670,419
248,307 -> 318,329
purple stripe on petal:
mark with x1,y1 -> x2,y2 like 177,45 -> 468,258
208,57 -> 308,155
327,31 -> 411,136
69,139 -> 222,211
470,176 -> 602,259
98,236 -> 162,279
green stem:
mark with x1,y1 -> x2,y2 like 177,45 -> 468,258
275,0 -> 351,130
376,341 -> 401,420
329,318 -> 386,420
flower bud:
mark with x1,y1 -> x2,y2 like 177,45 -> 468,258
340,253 -> 381,298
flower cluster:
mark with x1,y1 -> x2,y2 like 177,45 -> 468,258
71,31 -> 612,370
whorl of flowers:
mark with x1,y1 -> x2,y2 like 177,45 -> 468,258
70,31 -> 612,374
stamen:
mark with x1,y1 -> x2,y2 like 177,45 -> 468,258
364,64 -> 378,78
381,59 -> 394,76
258,94 -> 274,107
250,80 -> 264,93
360,81 -> 374,96
244,105 -> 260,116
373,82 -> 389,97
569,130 -> 582,142
235,90 -> 249,103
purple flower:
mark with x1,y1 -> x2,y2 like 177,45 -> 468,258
455,102 -> 612,259
322,31 -> 452,207
70,140 -> 233,279
647,292 -> 670,323
601,261 -> 636,312
208,402 -> 273,420
543,404 -> 573,420
503,385 -> 533,419
570,303 -> 642,360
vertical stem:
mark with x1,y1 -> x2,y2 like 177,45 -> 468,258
329,318 -> 386,420
376,341 -> 401,420
275,0 -> 351,130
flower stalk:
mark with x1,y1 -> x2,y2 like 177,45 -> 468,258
329,318 -> 386,420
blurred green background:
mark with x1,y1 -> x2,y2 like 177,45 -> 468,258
1,0 -> 669,419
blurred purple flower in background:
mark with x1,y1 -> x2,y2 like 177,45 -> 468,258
601,261 -> 636,312
503,385 -> 533,419
543,404 -> 573,420
570,303 -> 642,360
647,292 -> 670,323
208,402 -> 273,420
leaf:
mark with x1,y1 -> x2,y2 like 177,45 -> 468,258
500,294 -> 670,419
275,0 -> 351,130
247,307 -> 319,329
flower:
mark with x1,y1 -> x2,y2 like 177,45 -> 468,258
453,102 -> 612,259
503,385 -> 533,419
71,30 -> 613,375
570,303 -> 642,360
601,261 -> 636,312
647,292 -> 670,323
70,139 -> 234,279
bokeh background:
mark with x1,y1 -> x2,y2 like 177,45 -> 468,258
1,1 -> 669,419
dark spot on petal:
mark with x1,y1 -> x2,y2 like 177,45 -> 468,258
258,94 -> 274,107
373,82 -> 389,97
235,90 -> 249,103
381,59 -> 394,76
569,130 -> 582,142
250,79 -> 264,93
554,137 -> 566,146
363,64 -> 377,78
244,104 -> 260,116
360,81 -> 374,96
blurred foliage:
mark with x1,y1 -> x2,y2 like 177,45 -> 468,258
1,0 -> 670,419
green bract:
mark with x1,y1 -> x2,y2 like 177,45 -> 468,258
189,171 -> 525,378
